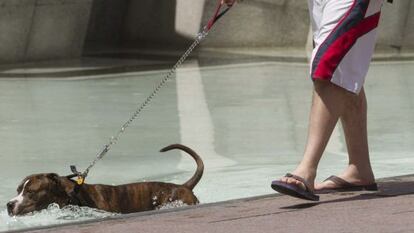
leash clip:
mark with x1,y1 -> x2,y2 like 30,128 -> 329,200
70,165 -> 85,185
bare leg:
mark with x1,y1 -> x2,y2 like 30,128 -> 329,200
315,88 -> 375,190
281,80 -> 349,190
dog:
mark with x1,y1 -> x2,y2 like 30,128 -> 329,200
7,144 -> 203,216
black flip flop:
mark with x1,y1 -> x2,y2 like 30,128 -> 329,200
315,175 -> 378,194
271,173 -> 320,201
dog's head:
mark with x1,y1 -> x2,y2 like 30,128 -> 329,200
7,173 -> 74,216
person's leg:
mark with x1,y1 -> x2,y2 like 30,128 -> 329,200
315,87 -> 375,190
281,80 -> 349,190
273,0 -> 382,196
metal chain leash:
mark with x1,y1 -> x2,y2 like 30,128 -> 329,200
70,1 -> 233,183
71,29 -> 210,181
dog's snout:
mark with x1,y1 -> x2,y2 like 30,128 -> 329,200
7,201 -> 15,215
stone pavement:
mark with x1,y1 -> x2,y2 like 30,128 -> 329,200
20,174 -> 414,233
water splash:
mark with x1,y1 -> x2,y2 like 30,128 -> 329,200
0,200 -> 191,231
0,203 -> 117,231
158,200 -> 188,210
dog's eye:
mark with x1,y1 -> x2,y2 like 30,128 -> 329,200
26,190 -> 34,195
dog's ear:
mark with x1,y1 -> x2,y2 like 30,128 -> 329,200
45,173 -> 72,206
47,173 -> 72,196
51,174 -> 77,196
46,173 -> 66,192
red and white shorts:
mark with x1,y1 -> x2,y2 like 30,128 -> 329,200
308,0 -> 383,93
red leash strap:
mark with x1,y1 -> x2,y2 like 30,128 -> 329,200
206,0 -> 233,31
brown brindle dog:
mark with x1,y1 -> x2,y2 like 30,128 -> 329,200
7,144 -> 203,216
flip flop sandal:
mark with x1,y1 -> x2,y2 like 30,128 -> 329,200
315,175 -> 378,194
271,173 -> 320,201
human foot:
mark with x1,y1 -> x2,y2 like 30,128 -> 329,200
315,166 -> 376,192
314,175 -> 377,193
271,173 -> 319,201
279,167 -> 317,191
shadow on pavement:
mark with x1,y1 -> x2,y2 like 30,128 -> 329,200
281,179 -> 414,210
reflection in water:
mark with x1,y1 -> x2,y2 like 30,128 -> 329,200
176,60 -> 236,170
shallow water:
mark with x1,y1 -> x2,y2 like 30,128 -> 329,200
0,61 -> 413,231
0,204 -> 117,231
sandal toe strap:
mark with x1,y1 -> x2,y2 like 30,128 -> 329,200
285,173 -> 314,193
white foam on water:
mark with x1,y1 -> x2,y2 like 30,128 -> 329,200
0,201 -> 191,231
0,203 -> 117,232
158,200 -> 188,210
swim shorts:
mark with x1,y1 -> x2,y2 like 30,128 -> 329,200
308,0 -> 383,93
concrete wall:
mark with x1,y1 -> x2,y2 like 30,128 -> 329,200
0,0 -> 92,64
115,0 -> 310,49
84,0 -> 128,50
377,0 -> 414,52
201,0 -> 310,48
0,0 -> 36,63
85,0 -> 413,52
401,1 -> 414,51
122,0 -> 194,49
1,0 -> 413,64
205,0 -> 414,51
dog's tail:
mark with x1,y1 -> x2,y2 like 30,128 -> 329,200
160,144 -> 204,190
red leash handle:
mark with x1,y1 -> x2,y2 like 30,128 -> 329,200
206,0 -> 233,31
